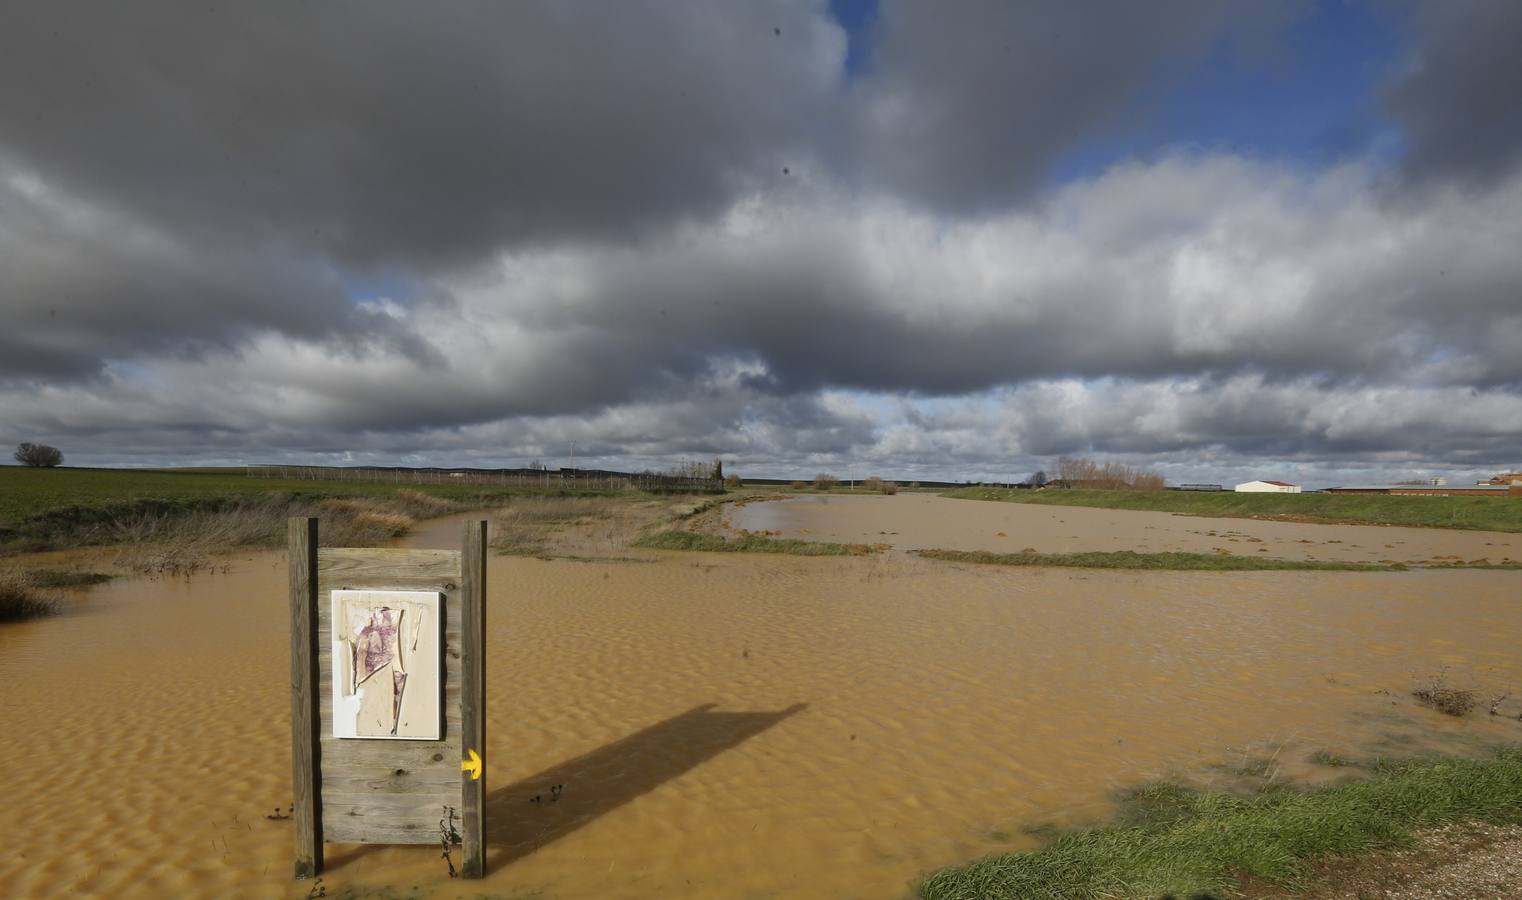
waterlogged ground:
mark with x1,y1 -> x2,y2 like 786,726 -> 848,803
729,493 -> 1522,565
1,505 -> 1520,898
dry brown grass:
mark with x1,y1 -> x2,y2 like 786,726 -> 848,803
491,496 -> 622,556
101,491 -> 467,575
0,569 -> 60,622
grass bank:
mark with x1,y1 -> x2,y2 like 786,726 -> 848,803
631,494 -> 878,556
917,548 -> 1406,572
921,748 -> 1522,900
632,529 -> 874,556
0,466 -> 624,554
941,487 -> 1522,533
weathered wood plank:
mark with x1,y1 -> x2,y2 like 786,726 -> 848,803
324,821 -> 440,845
319,739 -> 462,768
323,771 -> 465,794
307,540 -> 478,857
317,547 -> 460,584
289,517 -> 323,879
460,520 -> 488,878
323,794 -> 460,816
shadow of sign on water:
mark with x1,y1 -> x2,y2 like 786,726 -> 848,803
485,701 -> 808,872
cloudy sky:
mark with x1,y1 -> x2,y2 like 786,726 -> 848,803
3,1 -> 1520,486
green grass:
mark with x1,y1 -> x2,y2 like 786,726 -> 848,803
916,548 -> 1406,572
941,487 -> 1522,533
632,529 -> 876,556
920,748 -> 1522,900
0,466 -> 625,551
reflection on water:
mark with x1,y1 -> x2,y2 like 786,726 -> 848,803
1,516 -> 1519,898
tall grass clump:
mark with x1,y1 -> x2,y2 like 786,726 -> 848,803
491,496 -> 618,555
921,748 -> 1522,900
0,570 -> 61,622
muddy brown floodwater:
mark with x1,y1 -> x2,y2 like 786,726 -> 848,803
1,504 -> 1520,899
728,492 -> 1522,565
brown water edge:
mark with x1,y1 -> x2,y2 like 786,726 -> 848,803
1,528 -> 1520,898
730,493 -> 1522,565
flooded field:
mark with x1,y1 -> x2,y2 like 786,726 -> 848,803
2,504 -> 1520,899
729,493 -> 1522,565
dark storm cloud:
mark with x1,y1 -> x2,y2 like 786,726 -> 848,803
850,0 -> 1304,210
0,1 -> 841,272
2,1 -> 1521,482
0,166 -> 427,381
1386,0 -> 1522,185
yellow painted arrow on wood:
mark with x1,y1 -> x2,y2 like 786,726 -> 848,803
461,748 -> 482,781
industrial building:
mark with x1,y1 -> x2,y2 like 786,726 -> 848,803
1234,480 -> 1301,493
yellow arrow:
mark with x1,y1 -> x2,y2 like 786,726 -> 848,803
461,748 -> 482,781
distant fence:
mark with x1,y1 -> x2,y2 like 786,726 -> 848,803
244,465 -> 722,494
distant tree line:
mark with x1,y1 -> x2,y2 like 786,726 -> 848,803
1053,456 -> 1163,490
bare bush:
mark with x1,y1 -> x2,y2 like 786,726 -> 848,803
862,476 -> 898,495
813,473 -> 839,490
1413,672 -> 1477,717
789,481 -> 806,490
724,474 -> 743,489
1055,456 -> 1165,490
14,442 -> 63,467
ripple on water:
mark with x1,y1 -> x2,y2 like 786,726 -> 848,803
0,537 -> 1518,898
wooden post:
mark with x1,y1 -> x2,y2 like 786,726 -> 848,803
460,520 -> 488,878
288,517 -> 323,878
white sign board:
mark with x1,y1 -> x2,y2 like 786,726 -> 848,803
330,589 -> 443,740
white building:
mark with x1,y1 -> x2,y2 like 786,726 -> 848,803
1235,480 -> 1301,493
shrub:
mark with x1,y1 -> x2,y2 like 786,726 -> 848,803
724,474 -> 743,489
789,481 -> 806,490
14,442 -> 63,467
0,570 -> 61,622
1055,455 -> 1164,490
813,473 -> 839,490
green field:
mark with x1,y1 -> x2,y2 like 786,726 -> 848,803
0,466 -> 625,552
921,748 -> 1522,899
916,548 -> 1407,572
941,487 -> 1522,533
0,466 -> 532,527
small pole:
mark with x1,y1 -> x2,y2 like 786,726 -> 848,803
288,517 -> 322,878
460,521 -> 488,878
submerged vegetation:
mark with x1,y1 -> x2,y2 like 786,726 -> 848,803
916,548 -> 1406,572
921,748 -> 1522,900
0,569 -> 65,622
632,528 -> 874,556
490,496 -> 622,556
942,487 -> 1522,533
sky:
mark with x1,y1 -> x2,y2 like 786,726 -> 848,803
2,1 -> 1521,488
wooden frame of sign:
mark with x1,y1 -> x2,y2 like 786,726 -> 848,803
288,517 -> 487,879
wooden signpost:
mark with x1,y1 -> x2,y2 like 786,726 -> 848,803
288,517 -> 488,879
